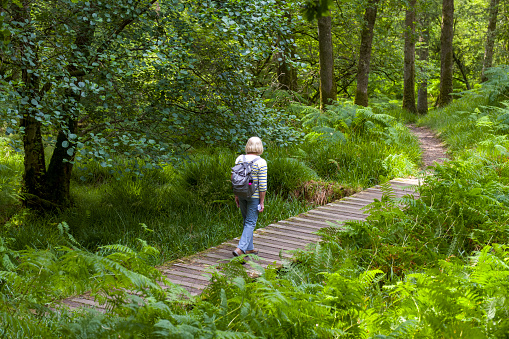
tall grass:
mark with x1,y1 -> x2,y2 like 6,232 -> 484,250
0,137 -> 22,223
420,93 -> 490,154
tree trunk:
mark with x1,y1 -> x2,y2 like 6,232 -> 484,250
453,52 -> 470,90
278,55 -> 298,91
417,22 -> 429,115
354,0 -> 380,107
437,0 -> 454,107
317,13 -> 336,109
16,4 -> 93,209
45,23 -> 95,207
481,0 -> 500,82
402,0 -> 417,113
11,2 -> 48,208
45,117 -> 78,207
277,37 -> 298,91
275,3 -> 298,91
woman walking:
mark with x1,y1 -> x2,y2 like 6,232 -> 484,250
232,137 -> 267,257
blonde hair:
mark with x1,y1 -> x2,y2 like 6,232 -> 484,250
245,137 -> 264,155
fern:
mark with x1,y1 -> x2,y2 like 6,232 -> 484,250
0,309 -> 54,338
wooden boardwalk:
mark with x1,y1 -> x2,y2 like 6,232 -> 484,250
62,178 -> 420,310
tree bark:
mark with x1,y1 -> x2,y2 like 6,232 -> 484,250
275,3 -> 298,91
11,2 -> 48,208
453,52 -> 470,90
317,13 -> 336,109
45,23 -> 95,207
481,0 -> 500,82
354,0 -> 380,107
417,22 -> 429,115
437,0 -> 454,107
276,36 -> 298,91
277,54 -> 298,91
402,0 -> 417,113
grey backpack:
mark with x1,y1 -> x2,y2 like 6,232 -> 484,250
231,155 -> 261,198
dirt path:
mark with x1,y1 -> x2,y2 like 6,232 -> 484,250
407,124 -> 448,168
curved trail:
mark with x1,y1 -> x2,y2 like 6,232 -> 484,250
60,124 -> 448,311
407,124 -> 448,168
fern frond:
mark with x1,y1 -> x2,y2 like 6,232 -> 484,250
0,310 -> 53,337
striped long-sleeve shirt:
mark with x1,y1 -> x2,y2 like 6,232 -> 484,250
235,154 -> 267,199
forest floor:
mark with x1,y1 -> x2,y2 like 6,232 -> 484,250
407,124 -> 448,168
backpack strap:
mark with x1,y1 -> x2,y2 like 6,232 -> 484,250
240,155 -> 260,165
249,156 -> 261,165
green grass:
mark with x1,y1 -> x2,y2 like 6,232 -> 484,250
0,137 -> 23,223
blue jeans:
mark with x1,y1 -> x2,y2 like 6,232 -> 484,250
238,197 -> 259,252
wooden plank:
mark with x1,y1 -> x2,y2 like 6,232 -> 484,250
302,210 -> 361,220
331,198 -> 371,207
215,246 -> 291,259
351,192 -> 388,199
355,188 -> 414,197
294,213 -> 351,224
271,222 -> 323,234
258,226 -> 322,241
251,233 -> 311,248
362,189 -> 411,198
267,222 -> 322,235
372,185 -> 413,192
256,223 -> 322,245
71,298 -> 107,309
164,276 -> 208,291
188,258 -> 221,267
306,209 -> 366,221
162,269 -> 211,282
202,253 -> 234,262
320,201 -> 366,211
287,216 -> 331,227
277,219 -> 326,230
256,228 -> 320,242
373,187 -> 417,195
164,274 -> 208,288
248,236 -> 304,251
324,204 -> 367,214
171,263 -> 215,273
316,206 -> 367,217
61,178 -> 422,310
341,196 -> 378,204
